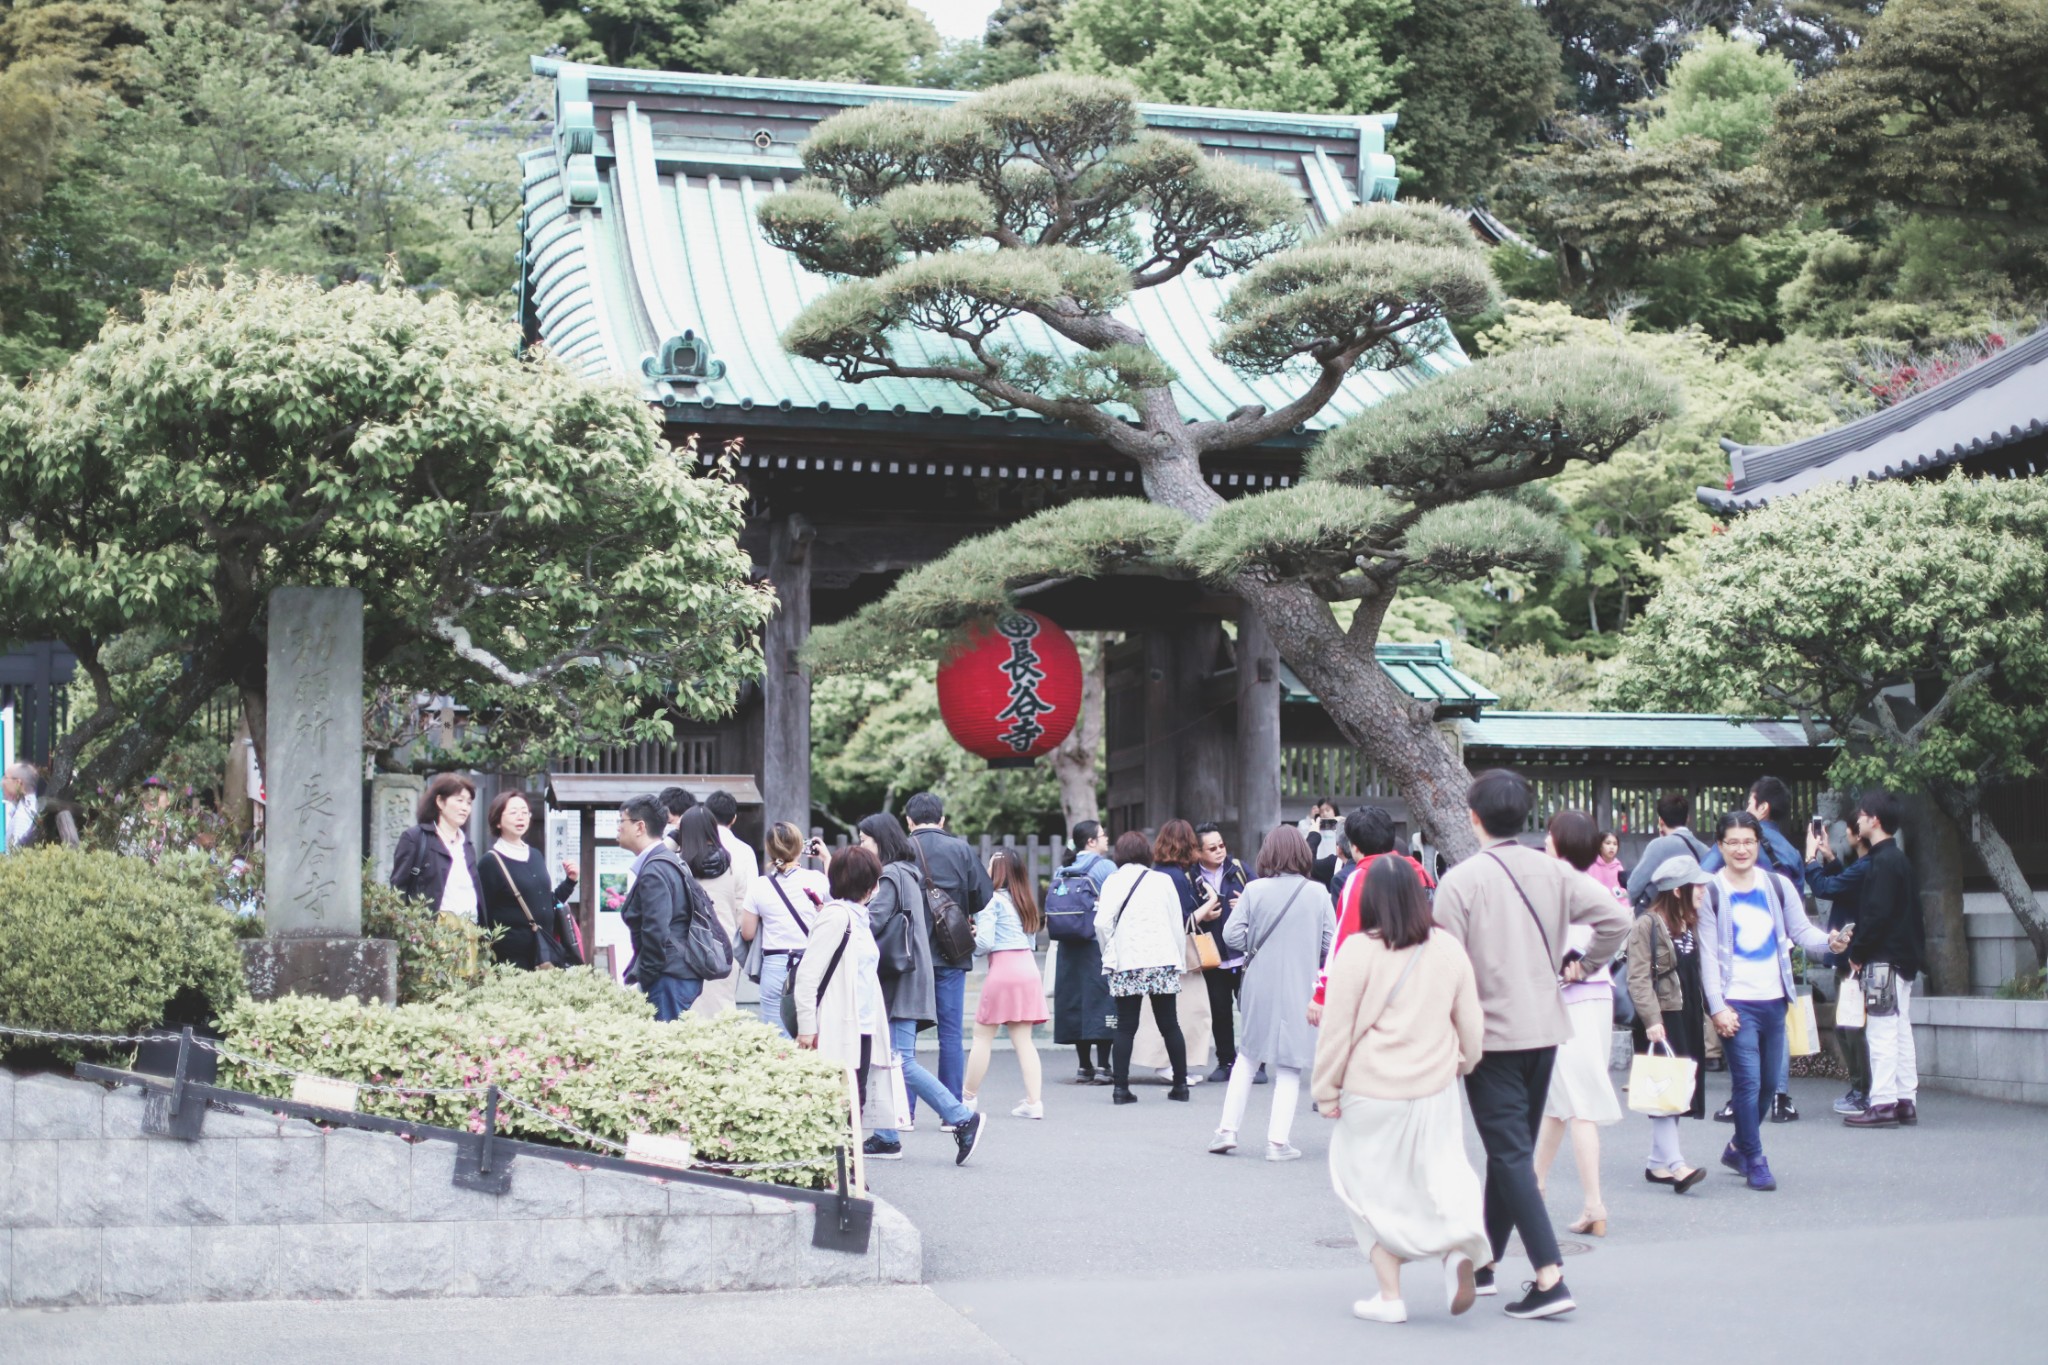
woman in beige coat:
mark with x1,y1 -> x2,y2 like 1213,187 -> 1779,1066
794,846 -> 885,1115
1313,855 -> 1488,1326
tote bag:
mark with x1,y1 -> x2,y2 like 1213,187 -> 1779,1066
1786,991 -> 1821,1057
1627,1041 -> 1698,1116
1836,974 -> 1867,1029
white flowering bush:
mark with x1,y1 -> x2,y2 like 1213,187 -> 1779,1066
218,968 -> 850,1187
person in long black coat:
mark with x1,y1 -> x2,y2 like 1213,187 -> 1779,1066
1052,822 -> 1117,1083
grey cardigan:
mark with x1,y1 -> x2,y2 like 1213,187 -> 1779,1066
868,861 -> 935,1024
1699,869 -> 1832,1015
1223,874 -> 1335,1070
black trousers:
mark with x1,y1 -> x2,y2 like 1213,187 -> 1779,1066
1111,993 -> 1186,1086
1204,967 -> 1241,1069
1464,1046 -> 1562,1271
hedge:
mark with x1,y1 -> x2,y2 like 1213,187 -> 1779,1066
0,848 -> 247,1058
360,864 -> 496,1003
217,967 -> 852,1187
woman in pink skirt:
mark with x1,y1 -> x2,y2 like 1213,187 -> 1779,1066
965,847 -> 1050,1119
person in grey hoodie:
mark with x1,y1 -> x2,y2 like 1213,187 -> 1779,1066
1626,792 -> 1712,912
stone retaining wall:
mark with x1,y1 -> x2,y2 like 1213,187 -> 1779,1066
1910,996 -> 2048,1106
0,1070 -> 918,1306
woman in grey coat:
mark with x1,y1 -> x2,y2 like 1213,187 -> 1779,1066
1210,825 -> 1335,1161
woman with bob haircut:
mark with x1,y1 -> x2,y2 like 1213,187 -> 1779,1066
1095,829 -> 1192,1103
389,773 -> 479,922
793,844 -> 886,1114
1209,824 -> 1334,1161
1312,855 -> 1488,1325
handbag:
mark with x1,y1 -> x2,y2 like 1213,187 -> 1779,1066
873,866 -> 917,976
1786,990 -> 1821,1057
675,868 -> 736,981
1836,969 -> 1868,1028
1186,876 -> 1228,971
491,850 -> 572,969
780,917 -> 851,1038
1627,1041 -> 1698,1116
1862,961 -> 1899,1018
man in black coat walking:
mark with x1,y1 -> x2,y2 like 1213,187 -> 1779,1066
905,791 -> 993,1108
1840,790 -> 1926,1129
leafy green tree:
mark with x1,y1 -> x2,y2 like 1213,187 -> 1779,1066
758,76 -> 1678,859
1636,30 -> 1794,171
1386,0 -> 1559,203
1060,0 -> 1410,116
0,273 -> 773,808
698,0 -> 938,85
1770,0 -> 2048,227
1613,474 -> 2048,968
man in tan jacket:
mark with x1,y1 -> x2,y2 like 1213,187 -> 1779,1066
1432,770 -> 1629,1321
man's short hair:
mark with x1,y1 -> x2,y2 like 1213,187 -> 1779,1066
621,795 -> 666,838
1749,775 -> 1795,827
1855,789 -> 1904,836
704,789 -> 738,825
1467,769 -> 1532,839
1194,822 -> 1223,844
658,786 -> 695,820
5,762 -> 36,788
903,792 -> 944,826
1655,791 -> 1692,831
1344,805 -> 1397,857
1714,809 -> 1763,846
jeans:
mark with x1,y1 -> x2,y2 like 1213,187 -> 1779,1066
756,952 -> 793,1039
1867,973 -> 1919,1105
646,975 -> 703,1022
1726,998 -> 1785,1160
1464,1047 -> 1562,1271
926,964 -> 969,1113
874,1017 -> 972,1141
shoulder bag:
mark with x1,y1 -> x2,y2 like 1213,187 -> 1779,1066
780,915 -> 852,1039
756,873 -> 812,985
1243,878 -> 1311,970
914,836 -> 976,965
1187,872 -> 1226,971
873,865 -> 918,977
490,851 -> 572,969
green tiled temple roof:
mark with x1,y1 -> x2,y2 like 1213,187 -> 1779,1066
518,61 -> 1463,434
1279,642 -> 1499,720
1459,712 -> 1828,756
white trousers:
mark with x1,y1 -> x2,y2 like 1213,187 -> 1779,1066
1867,972 -> 1919,1106
1219,1056 -> 1302,1147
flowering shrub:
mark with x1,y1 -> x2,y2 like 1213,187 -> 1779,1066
217,969 -> 850,1187
360,864 -> 497,1003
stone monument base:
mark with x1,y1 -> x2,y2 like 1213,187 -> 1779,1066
243,935 -> 399,1005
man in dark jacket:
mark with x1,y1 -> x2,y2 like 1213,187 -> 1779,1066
905,791 -> 992,1107
1841,790 -> 1926,1129
618,795 -> 702,1021
1806,821 -> 1873,1114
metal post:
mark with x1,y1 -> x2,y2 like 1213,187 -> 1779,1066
478,1085 -> 500,1175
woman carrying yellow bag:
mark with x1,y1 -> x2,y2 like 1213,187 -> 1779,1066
1624,855 -> 1715,1195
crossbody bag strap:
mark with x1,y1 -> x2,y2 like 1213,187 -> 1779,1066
769,872 -> 810,936
910,834 -> 940,893
1350,938 -> 1431,1052
491,850 -> 563,954
1247,878 -> 1311,962
1109,873 -> 1147,937
1483,850 -> 1556,968
816,921 -> 853,998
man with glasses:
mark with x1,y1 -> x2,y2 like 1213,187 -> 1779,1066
1700,811 -> 1846,1191
1193,823 -> 1249,1082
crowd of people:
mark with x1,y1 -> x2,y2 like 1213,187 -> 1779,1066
383,765 -> 1928,1326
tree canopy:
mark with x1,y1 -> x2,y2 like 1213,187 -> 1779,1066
0,273 -> 773,804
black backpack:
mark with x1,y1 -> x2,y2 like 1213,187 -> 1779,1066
1043,863 -> 1101,943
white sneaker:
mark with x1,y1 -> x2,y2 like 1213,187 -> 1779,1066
1011,1100 -> 1044,1119
1209,1129 -> 1238,1155
1158,1068 -> 1204,1084
1351,1296 -> 1407,1324
1444,1252 -> 1476,1316
1265,1142 -> 1303,1162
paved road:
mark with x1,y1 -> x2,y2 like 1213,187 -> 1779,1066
7,1057 -> 2043,1364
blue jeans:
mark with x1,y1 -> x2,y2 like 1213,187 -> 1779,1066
874,1017 -> 972,1141
646,975 -> 703,1022
756,952 -> 793,1039
1726,998 -> 1785,1161
911,965 -> 968,1120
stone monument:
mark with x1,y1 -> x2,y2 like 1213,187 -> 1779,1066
243,586 -> 398,1003
368,771 -> 425,883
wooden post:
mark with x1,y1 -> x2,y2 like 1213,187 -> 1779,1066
1593,774 -> 1614,835
1236,600 -> 1282,848
1142,630 -> 1177,831
578,806 -> 598,963
763,514 -> 815,838
1176,620 -> 1229,828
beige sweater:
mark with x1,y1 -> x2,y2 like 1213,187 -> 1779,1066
1432,840 -> 1631,1052
1312,929 -> 1484,1104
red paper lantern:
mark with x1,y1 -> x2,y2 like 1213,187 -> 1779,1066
936,611 -> 1083,767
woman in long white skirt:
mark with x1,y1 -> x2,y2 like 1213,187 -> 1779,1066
1533,813 -> 1625,1237
1312,856 -> 1488,1325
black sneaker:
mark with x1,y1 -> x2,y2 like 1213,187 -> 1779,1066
1254,1064 -> 1269,1085
1074,1067 -> 1097,1085
1714,1100 -> 1735,1123
1771,1093 -> 1799,1123
953,1112 -> 986,1166
1166,1084 -> 1191,1101
1473,1265 -> 1498,1297
1505,1279 -> 1576,1320
863,1135 -> 902,1161
1207,1066 -> 1232,1083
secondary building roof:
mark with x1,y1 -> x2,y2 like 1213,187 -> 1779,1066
1279,642 -> 1499,720
1458,711 -> 1830,762
517,61 -> 1462,442
1702,325 -> 2048,512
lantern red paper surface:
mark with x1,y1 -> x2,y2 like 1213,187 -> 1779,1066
936,611 -> 1083,764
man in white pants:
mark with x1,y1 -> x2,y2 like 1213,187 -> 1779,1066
1841,790 -> 1925,1129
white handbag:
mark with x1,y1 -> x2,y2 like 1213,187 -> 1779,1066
1626,1041 -> 1698,1117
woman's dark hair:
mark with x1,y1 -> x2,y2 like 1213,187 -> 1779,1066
990,848 -> 1042,935
1066,820 -> 1103,866
1466,768 -> 1532,839
1714,809 -> 1764,846
856,811 -> 917,865
1360,854 -> 1433,951
418,772 -> 476,824
1547,809 -> 1601,872
1153,818 -> 1198,868
1256,825 -> 1314,879
828,845 -> 882,903
486,789 -> 535,838
1652,884 -> 1699,936
674,806 -> 725,874
1113,830 -> 1154,866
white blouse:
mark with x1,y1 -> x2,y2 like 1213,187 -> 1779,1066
438,829 -> 478,922
745,866 -> 831,951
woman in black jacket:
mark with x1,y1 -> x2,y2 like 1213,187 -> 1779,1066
389,774 -> 479,920
476,790 -> 580,969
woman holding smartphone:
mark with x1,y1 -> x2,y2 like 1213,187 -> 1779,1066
741,821 -> 831,1037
